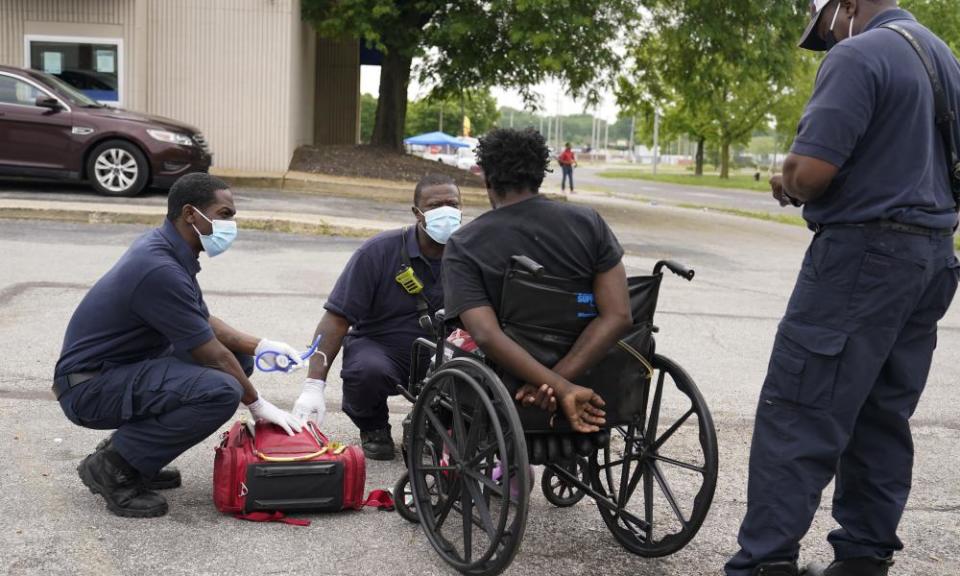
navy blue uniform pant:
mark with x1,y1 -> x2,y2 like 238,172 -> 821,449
561,165 -> 574,190
58,352 -> 251,478
726,227 -> 959,575
340,336 -> 410,432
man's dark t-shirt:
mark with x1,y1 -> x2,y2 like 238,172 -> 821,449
442,195 -> 624,318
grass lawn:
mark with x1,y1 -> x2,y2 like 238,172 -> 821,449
598,170 -> 771,193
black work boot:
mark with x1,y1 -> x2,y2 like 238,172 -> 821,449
77,447 -> 168,518
360,427 -> 396,461
96,435 -> 181,490
753,562 -> 799,576
804,557 -> 894,576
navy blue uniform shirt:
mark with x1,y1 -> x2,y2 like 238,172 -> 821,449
55,220 -> 213,378
792,9 -> 960,229
325,227 -> 443,359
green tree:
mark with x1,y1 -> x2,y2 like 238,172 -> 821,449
405,90 -> 500,137
619,0 -> 810,178
903,0 -> 960,55
359,93 -> 378,144
303,0 -> 636,151
770,53 -> 820,153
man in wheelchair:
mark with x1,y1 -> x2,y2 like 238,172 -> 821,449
441,127 -> 633,433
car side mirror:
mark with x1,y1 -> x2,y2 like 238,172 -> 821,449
35,95 -> 63,111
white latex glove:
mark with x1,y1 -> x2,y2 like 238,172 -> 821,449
247,396 -> 304,436
255,338 -> 304,371
292,378 -> 327,427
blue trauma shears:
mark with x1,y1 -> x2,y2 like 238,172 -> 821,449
255,334 -> 325,373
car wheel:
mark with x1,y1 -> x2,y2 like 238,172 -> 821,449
86,140 -> 149,197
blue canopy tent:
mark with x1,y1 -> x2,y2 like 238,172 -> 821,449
403,132 -> 471,148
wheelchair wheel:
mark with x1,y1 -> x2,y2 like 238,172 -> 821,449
394,472 -> 419,524
541,458 -> 588,508
589,354 -> 718,557
408,357 -> 530,576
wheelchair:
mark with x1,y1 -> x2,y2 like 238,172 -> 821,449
392,256 -> 718,576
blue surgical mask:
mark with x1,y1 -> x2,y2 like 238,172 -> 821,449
418,206 -> 462,245
190,206 -> 237,257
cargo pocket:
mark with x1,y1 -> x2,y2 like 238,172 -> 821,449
764,321 -> 848,409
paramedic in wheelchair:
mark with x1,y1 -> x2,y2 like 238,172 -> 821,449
441,127 -> 633,433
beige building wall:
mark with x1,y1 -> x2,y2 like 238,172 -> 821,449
0,0 -> 325,173
144,0 -> 308,172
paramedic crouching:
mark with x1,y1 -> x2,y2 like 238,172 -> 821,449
54,173 -> 304,518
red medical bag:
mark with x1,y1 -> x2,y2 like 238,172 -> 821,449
213,420 -> 385,519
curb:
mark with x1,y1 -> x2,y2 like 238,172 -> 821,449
0,206 -> 387,239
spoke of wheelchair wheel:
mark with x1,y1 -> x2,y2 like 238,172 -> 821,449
424,406 -> 462,462
462,474 -> 498,540
461,400 -> 488,459
448,382 -> 468,457
434,477 -> 462,531
462,483 -> 474,563
646,369 -> 666,440
650,461 -> 689,529
621,451 -> 647,508
616,424 -> 637,510
650,407 -> 697,453
463,467 -> 506,498
466,435 -> 505,468
418,465 -> 458,472
596,457 -> 626,471
618,506 -> 652,539
649,453 -> 706,475
643,464 -> 655,541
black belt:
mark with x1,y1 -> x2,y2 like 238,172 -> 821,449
813,220 -> 954,237
52,371 -> 99,400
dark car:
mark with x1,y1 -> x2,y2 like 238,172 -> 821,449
0,65 -> 211,196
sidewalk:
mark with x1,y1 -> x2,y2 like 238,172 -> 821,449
0,197 -> 394,238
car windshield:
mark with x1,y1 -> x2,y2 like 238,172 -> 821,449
34,71 -> 102,107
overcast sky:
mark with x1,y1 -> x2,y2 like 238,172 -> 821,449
360,65 -> 622,123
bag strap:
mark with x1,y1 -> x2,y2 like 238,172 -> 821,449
399,227 -> 437,336
361,489 -> 395,511
883,23 -> 960,214
234,511 -> 311,527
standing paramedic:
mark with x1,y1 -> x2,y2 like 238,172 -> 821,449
726,2 -> 960,576
558,142 -> 578,193
54,173 -> 304,519
291,174 -> 462,460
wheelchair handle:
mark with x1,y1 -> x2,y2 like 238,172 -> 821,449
654,260 -> 695,281
510,255 -> 545,278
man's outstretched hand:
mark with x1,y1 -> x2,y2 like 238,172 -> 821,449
558,385 -> 606,433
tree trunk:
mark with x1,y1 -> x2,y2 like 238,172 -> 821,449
695,136 -> 705,176
371,49 -> 413,151
720,139 -> 731,179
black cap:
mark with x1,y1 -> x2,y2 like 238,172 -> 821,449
798,0 -> 834,51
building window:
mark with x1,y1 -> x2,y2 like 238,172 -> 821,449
24,36 -> 121,105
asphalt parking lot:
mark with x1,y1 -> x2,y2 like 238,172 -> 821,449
1,189 -> 958,576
